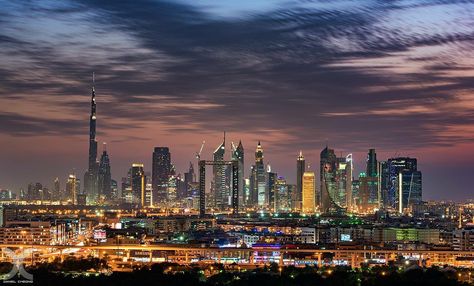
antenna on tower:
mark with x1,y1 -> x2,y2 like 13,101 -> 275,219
92,72 -> 95,91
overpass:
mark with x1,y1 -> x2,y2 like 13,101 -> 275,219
1,244 -> 473,269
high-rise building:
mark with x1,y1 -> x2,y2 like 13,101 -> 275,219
367,149 -> 377,176
130,163 -> 146,207
212,133 -> 227,210
98,143 -> 112,202
302,172 -> 316,214
267,168 -> 276,211
53,177 -> 60,201
152,147 -> 171,203
111,179 -> 118,200
66,174 -> 77,205
83,74 -> 99,205
274,176 -> 292,212
27,183 -> 42,201
385,157 -> 422,213
250,141 -> 267,208
184,162 -> 196,198
320,146 -> 341,213
296,151 -> 305,211
232,141 -> 244,207
334,155 -> 352,209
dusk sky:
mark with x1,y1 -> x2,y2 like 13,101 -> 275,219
0,0 -> 473,201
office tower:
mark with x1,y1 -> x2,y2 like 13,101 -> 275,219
212,133 -> 227,210
296,151 -> 305,211
145,175 -> 153,207
66,174 -> 77,205
320,146 -> 341,213
352,179 -> 360,208
167,175 -> 178,203
53,177 -> 60,201
121,175 -> 131,202
250,141 -> 267,208
335,155 -> 352,210
152,147 -> 171,203
184,162 -> 196,198
357,149 -> 380,212
244,178 -> 250,205
130,163 -> 146,207
386,157 -> 422,214
232,141 -> 244,207
267,168 -> 276,211
274,176 -> 291,212
302,172 -> 316,213
27,183 -> 42,201
98,143 -> 112,201
380,161 -> 389,207
111,179 -> 118,200
83,74 -> 99,204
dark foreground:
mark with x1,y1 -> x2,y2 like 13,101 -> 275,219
2,260 -> 472,286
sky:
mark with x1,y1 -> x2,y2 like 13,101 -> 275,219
0,0 -> 473,201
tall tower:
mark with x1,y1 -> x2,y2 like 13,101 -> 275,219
152,147 -> 171,204
232,141 -> 244,207
302,172 -> 316,213
320,146 -> 339,213
254,141 -> 267,207
213,132 -> 226,209
98,143 -> 112,202
367,149 -> 377,177
130,163 -> 146,207
83,73 -> 99,204
296,151 -> 305,211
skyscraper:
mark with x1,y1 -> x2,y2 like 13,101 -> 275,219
320,146 -> 339,213
53,177 -> 60,201
152,147 -> 171,203
386,157 -> 422,214
267,167 -> 276,211
359,149 -> 380,211
98,143 -> 112,202
130,163 -> 146,207
232,141 -> 244,207
184,162 -> 196,198
212,133 -> 227,210
66,174 -> 77,205
83,73 -> 99,204
250,141 -> 267,208
296,151 -> 305,211
302,172 -> 316,214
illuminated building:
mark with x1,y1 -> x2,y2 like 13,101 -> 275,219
320,146 -> 346,214
184,162 -> 196,198
267,167 -> 276,210
386,157 -> 422,213
0,221 -> 67,245
98,142 -> 112,201
83,74 -> 99,204
335,154 -> 353,209
212,133 -> 228,210
130,163 -> 146,207
53,177 -> 60,201
302,171 -> 316,213
453,227 -> 474,251
66,174 -> 78,205
27,182 -> 42,201
232,141 -> 244,207
274,176 -> 291,212
152,147 -> 171,203
296,151 -> 305,211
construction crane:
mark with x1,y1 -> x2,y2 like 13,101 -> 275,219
195,140 -> 205,160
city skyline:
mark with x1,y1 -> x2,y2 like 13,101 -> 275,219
1,0 -> 474,201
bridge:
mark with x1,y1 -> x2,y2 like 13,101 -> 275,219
1,244 -> 473,269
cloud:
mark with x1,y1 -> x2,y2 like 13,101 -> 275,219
0,0 -> 473,199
